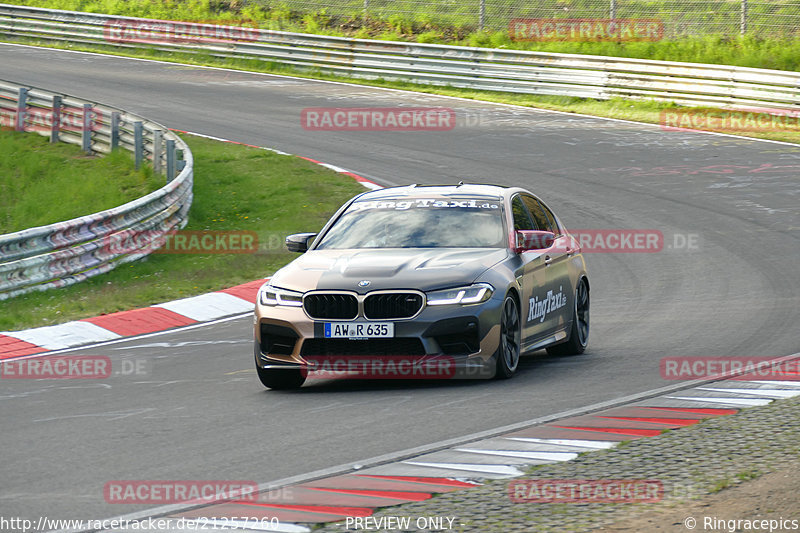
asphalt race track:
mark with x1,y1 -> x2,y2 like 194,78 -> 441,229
1,43 -> 798,523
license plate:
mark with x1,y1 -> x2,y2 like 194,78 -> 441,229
324,322 -> 394,339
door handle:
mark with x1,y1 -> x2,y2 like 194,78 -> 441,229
544,255 -> 552,265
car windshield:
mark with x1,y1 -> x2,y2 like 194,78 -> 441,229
315,197 -> 507,249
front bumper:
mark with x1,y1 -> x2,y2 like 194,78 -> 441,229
254,296 -> 503,379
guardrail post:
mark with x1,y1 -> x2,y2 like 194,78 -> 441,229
50,95 -> 62,143
81,103 -> 92,154
133,121 -> 143,170
479,0 -> 485,31
110,112 -> 121,150
741,0 -> 748,34
153,129 -> 163,175
166,139 -> 175,181
15,87 -> 28,132
177,149 -> 186,172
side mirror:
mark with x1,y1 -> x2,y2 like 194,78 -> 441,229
286,233 -> 317,253
514,230 -> 555,254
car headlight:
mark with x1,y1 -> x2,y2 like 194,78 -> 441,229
259,284 -> 303,307
426,283 -> 494,306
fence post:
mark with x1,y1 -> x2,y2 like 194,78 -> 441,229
479,0 -> 485,31
363,0 -> 368,20
740,0 -> 747,35
166,139 -> 175,181
81,103 -> 92,154
50,95 -> 61,143
15,87 -> 27,132
610,0 -> 617,20
153,129 -> 163,175
110,112 -> 121,150
134,121 -> 143,170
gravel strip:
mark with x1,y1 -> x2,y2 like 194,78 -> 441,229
312,395 -> 800,532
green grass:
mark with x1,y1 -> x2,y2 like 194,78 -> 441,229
0,129 -> 160,234
6,0 -> 800,70
1,134 -> 366,330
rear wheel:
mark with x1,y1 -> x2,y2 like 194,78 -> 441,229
256,364 -> 305,390
547,277 -> 589,356
495,294 -> 521,379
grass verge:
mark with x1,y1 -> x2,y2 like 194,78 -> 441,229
0,128 -> 160,234
1,133 -> 366,331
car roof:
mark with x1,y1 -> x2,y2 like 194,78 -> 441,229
356,183 -> 510,201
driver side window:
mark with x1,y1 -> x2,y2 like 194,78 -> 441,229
522,195 -> 555,233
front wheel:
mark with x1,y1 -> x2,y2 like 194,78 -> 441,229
256,364 -> 305,390
494,294 -> 521,379
547,277 -> 589,356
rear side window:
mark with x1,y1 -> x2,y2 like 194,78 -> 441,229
538,200 -> 560,235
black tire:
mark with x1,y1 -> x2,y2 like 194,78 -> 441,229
256,364 -> 305,390
547,277 -> 589,356
494,293 -> 522,379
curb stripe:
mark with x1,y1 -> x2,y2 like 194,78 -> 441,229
231,501 -> 373,517
455,448 -> 579,461
552,426 -> 663,437
0,335 -> 48,359
3,320 -> 121,351
503,437 -> 618,449
696,387 -> 800,399
402,461 -> 524,476
81,307 -> 197,336
596,416 -> 701,427
219,279 -> 268,303
640,406 -> 740,415
665,396 -> 773,407
353,475 -> 479,488
306,487 -> 432,501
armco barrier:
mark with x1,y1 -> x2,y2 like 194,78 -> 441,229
0,80 -> 193,300
1,3 -> 800,111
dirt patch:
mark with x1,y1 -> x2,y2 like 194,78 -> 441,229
600,461 -> 800,532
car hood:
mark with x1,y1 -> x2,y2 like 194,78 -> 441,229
270,248 -> 510,293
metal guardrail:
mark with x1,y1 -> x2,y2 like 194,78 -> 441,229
0,79 -> 193,300
1,3 -> 799,111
